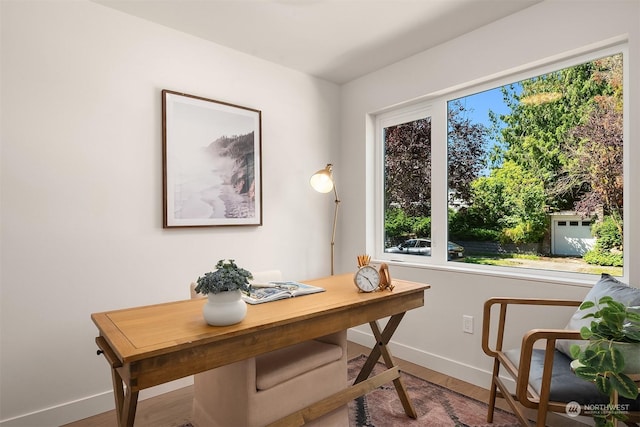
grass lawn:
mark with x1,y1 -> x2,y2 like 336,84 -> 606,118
461,253 -> 623,276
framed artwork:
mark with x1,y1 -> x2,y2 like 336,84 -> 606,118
162,90 -> 262,227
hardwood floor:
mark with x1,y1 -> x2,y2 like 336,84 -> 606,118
63,341 -> 588,427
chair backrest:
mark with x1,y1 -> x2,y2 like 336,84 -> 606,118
190,270 -> 283,299
249,270 -> 283,284
189,282 -> 201,299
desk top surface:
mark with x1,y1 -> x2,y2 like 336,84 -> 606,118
92,273 -> 429,363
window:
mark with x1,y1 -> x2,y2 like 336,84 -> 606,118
378,107 -> 432,261
376,45 -> 626,278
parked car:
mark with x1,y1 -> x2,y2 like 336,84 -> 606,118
385,238 -> 465,259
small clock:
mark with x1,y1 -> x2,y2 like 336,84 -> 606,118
354,264 -> 380,292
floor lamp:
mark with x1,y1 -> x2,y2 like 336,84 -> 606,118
310,164 -> 340,275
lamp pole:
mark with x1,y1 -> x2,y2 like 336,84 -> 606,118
330,181 -> 340,276
310,164 -> 340,276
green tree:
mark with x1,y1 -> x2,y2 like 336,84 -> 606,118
448,101 -> 487,203
470,161 -> 547,243
561,55 -> 623,230
385,102 -> 486,217
384,207 -> 432,243
384,207 -> 413,241
498,61 -> 614,212
413,216 -> 431,238
584,215 -> 623,267
384,118 -> 431,217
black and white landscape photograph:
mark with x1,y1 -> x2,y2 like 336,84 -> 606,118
163,91 -> 262,227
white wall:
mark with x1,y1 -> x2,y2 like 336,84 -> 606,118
0,1 -> 339,425
340,0 -> 639,392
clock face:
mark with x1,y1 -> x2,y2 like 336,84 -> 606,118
354,265 -> 380,292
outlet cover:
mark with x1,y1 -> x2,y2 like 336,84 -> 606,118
463,315 -> 474,334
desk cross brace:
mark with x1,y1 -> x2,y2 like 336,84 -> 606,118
269,312 -> 418,426
356,313 -> 418,419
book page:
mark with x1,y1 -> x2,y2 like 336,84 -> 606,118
243,281 -> 324,305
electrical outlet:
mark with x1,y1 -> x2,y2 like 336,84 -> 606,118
463,315 -> 474,334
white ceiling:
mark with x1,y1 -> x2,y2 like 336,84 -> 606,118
94,0 -> 542,84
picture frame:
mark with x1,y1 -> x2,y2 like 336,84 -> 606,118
162,90 -> 262,227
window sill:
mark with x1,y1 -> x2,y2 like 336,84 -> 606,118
375,258 -> 599,289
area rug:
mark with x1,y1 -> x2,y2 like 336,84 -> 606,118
348,354 -> 521,427
180,355 -> 521,427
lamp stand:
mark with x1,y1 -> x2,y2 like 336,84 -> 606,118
310,163 -> 340,276
330,185 -> 340,275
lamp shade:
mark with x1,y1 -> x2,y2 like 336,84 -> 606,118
310,165 -> 334,193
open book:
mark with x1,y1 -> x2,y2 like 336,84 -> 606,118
243,281 -> 325,305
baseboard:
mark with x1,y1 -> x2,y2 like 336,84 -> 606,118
0,391 -> 114,427
0,377 -> 194,427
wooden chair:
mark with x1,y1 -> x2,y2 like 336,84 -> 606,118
190,270 -> 348,427
482,294 -> 640,427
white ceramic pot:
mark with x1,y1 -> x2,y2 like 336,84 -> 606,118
202,290 -> 247,326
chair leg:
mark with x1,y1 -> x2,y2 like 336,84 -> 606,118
536,411 -> 548,427
487,358 -> 500,423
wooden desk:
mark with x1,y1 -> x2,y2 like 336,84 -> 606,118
92,273 -> 429,427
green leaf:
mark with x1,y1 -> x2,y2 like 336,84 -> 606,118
623,328 -> 640,342
626,311 -> 640,322
595,323 -> 614,336
594,375 -> 611,395
608,346 -> 625,373
612,412 -> 628,422
610,372 -> 640,399
570,344 -> 582,359
604,311 -> 626,325
583,347 -> 610,371
581,300 -> 596,310
574,366 -> 598,381
606,300 -> 626,313
596,323 -> 624,340
580,326 -> 593,339
593,416 -> 608,427
599,296 -> 614,304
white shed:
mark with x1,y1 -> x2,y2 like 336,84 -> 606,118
550,212 -> 596,256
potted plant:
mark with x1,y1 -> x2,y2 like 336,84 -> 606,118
195,259 -> 253,326
570,296 -> 640,427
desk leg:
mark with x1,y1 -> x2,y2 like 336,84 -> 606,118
354,313 -> 418,419
96,337 -> 139,427
110,367 -> 125,425
109,367 -> 138,427
120,385 -> 139,427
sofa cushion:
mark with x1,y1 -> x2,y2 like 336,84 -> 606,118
556,273 -> 640,357
255,339 -> 343,391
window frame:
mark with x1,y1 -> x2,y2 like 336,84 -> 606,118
372,42 -> 629,283
374,103 -> 438,264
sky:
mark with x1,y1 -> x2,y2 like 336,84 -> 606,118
454,85 -> 516,130
449,86 -> 514,176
